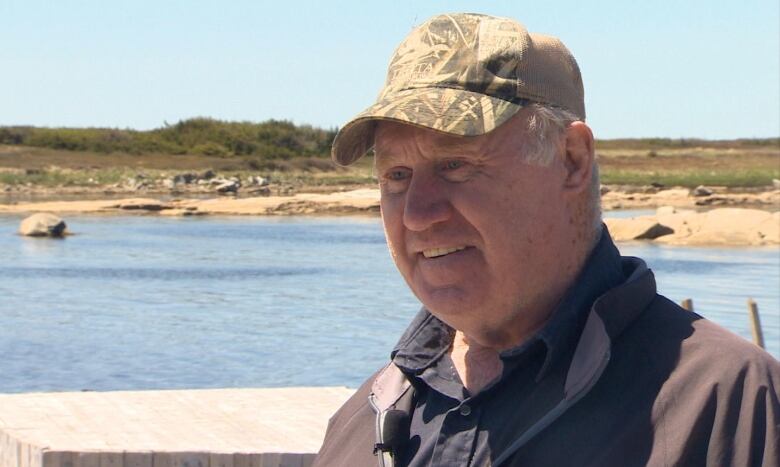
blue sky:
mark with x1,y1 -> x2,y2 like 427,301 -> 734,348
1,0 -> 778,139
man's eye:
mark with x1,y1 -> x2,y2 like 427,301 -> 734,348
384,168 -> 411,181
438,159 -> 475,182
442,160 -> 464,170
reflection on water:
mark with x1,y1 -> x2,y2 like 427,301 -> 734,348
0,214 -> 777,393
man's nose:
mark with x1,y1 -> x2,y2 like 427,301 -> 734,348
403,172 -> 452,232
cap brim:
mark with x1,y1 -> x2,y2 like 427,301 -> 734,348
331,87 -> 525,166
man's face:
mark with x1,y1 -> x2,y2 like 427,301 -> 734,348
375,112 -> 576,341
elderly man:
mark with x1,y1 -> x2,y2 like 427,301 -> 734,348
313,13 -> 779,467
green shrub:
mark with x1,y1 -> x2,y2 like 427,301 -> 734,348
0,118 -> 338,160
192,142 -> 229,156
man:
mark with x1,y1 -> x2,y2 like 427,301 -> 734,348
313,13 -> 779,467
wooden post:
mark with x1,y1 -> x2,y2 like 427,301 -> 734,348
680,298 -> 694,312
747,299 -> 765,349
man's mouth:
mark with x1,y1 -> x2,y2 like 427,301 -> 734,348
422,246 -> 468,258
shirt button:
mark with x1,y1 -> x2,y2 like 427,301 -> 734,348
459,404 -> 472,416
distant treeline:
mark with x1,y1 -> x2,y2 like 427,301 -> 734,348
0,118 -> 338,159
595,137 -> 779,150
0,118 -> 777,158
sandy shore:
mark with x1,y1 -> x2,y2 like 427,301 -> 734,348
0,188 -> 381,217
1,187 -> 778,246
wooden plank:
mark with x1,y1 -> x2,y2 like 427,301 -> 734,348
257,454 -> 281,467
29,446 -> 44,467
208,454 -> 233,467
99,452 -> 123,467
0,432 -> 7,467
42,451 -> 60,467
0,388 -> 353,465
171,453 -> 207,467
123,453 -> 151,467
275,454 -> 303,467
59,452 -> 77,467
43,449 -> 78,467
151,453 -> 172,467
748,299 -> 765,349
19,441 -> 31,467
231,454 -> 251,467
75,453 -> 100,467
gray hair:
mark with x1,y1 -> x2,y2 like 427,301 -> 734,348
522,104 -> 603,234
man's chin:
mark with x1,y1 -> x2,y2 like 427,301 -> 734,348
416,286 -> 480,320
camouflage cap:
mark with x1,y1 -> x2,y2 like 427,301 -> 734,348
332,13 -> 585,166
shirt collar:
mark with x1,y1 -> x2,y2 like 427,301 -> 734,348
509,228 -> 625,380
391,308 -> 454,373
392,227 -> 625,380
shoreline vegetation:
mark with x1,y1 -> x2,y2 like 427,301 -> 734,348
1,118 -> 778,191
1,118 -> 778,245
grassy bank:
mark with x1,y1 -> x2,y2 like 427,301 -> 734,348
0,119 -> 777,190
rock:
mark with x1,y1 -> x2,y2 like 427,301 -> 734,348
200,170 -> 216,180
278,184 -> 295,196
248,186 -> 272,196
247,176 -> 269,187
159,208 -> 205,217
650,182 -> 665,188
604,217 -> 674,241
691,185 -> 713,197
215,180 -> 239,194
695,196 -> 728,206
655,188 -> 690,199
599,184 -> 611,195
131,180 -> 148,191
772,179 -> 780,190
115,199 -> 167,211
173,173 -> 198,185
162,178 -> 175,189
19,213 -> 67,237
657,208 -> 779,246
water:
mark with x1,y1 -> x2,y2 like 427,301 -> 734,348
0,213 -> 777,393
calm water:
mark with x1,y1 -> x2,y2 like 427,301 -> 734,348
0,213 -> 777,393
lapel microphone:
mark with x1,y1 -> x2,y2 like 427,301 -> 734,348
374,408 -> 411,460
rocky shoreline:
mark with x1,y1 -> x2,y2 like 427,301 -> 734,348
2,186 -> 778,246
0,189 -> 382,217
605,207 -> 779,246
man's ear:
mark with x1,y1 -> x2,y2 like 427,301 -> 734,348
562,121 -> 595,192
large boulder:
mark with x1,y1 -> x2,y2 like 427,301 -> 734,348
691,185 -> 713,197
657,208 -> 780,246
19,213 -> 67,237
215,180 -> 240,194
